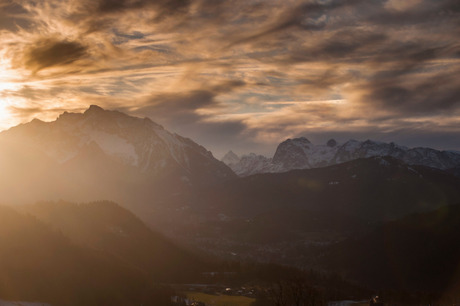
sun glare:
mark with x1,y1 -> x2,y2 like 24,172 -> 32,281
0,99 -> 12,129
0,96 -> 13,131
0,55 -> 21,131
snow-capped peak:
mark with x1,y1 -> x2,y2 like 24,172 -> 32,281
225,136 -> 460,176
0,105 -> 235,181
221,150 -> 240,165
326,139 -> 337,147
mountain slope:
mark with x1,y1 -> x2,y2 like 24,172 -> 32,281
24,200 -> 205,282
160,157 -> 459,276
196,156 -> 460,222
0,205 -> 173,305
319,204 -> 460,301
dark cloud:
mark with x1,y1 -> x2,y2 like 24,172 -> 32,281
96,0 -> 191,15
366,0 -> 460,27
360,68 -> 460,115
0,1 -> 31,31
289,31 -> 388,64
133,80 -> 245,126
297,69 -> 357,96
189,120 -> 249,152
138,90 -> 216,125
67,0 -> 234,37
369,43 -> 448,69
97,0 -> 136,13
22,39 -> 89,73
239,0 -> 459,64
226,1 -> 336,47
292,37 -> 460,108
122,80 -> 248,154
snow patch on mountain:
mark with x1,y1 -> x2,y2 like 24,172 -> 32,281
233,153 -> 273,176
83,130 -> 138,166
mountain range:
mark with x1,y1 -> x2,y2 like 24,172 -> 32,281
189,156 -> 460,223
223,137 -> 460,176
0,105 -> 234,208
2,106 -> 459,231
1,105 -> 460,304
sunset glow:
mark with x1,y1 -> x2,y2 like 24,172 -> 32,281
0,100 -> 10,129
0,0 -> 459,156
0,2 -> 460,304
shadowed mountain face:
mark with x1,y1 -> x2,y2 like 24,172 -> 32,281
157,156 -> 460,269
0,204 -> 181,306
318,204 -> 460,300
24,201 -> 205,282
0,105 -> 235,208
191,156 -> 460,222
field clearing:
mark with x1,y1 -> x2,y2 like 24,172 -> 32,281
185,292 -> 255,306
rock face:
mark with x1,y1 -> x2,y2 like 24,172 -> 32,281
221,150 -> 240,166
231,153 -> 276,177
0,105 -> 235,205
326,138 -> 337,147
223,137 -> 460,176
272,137 -> 313,170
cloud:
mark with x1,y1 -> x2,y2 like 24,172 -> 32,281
0,0 -> 459,155
115,80 -> 248,154
95,0 -> 192,15
21,39 -> 89,73
137,90 -> 217,125
0,1 -> 31,31
355,67 -> 460,115
385,0 -> 423,12
69,0 -> 227,34
286,30 -> 388,65
131,80 -> 245,125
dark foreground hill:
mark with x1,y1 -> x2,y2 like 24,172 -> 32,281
0,205 -> 154,305
319,204 -> 460,303
0,202 -> 206,305
24,201 -> 205,282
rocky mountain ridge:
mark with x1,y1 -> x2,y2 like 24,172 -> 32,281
0,105 -> 234,205
223,137 -> 460,176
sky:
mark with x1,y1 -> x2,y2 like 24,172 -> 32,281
0,0 -> 459,158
